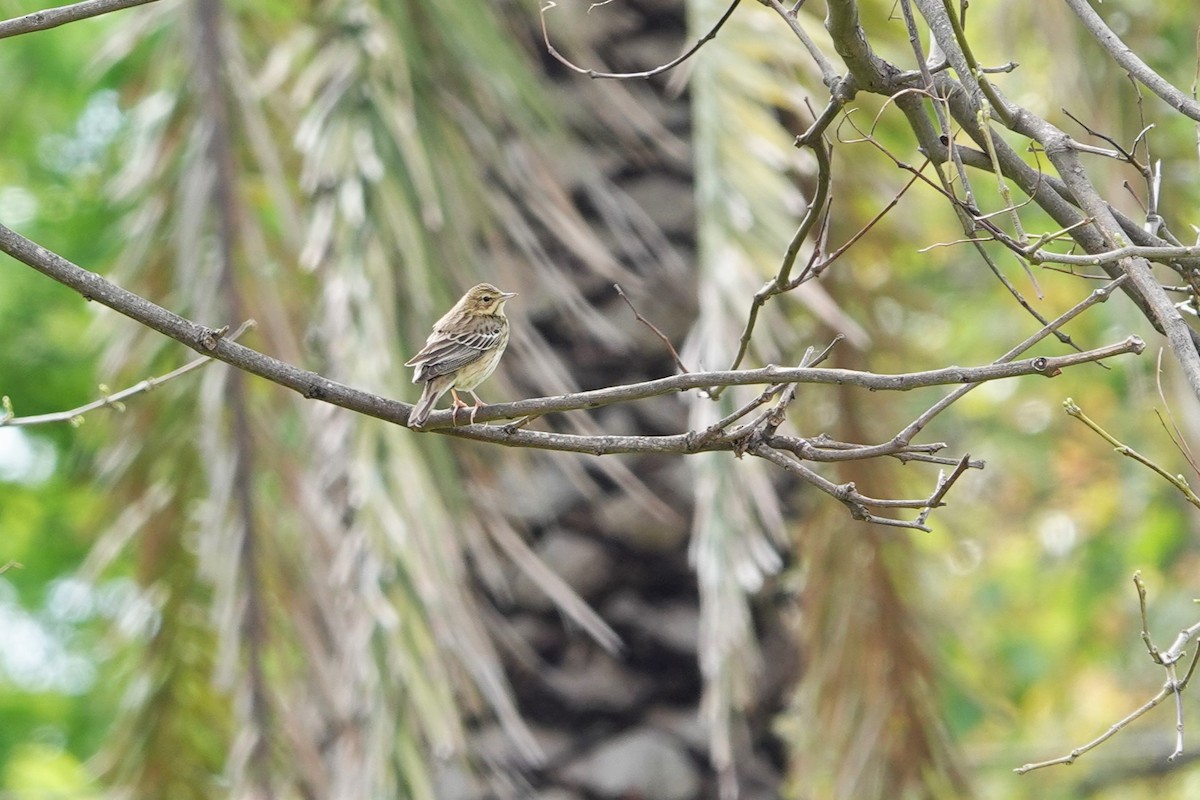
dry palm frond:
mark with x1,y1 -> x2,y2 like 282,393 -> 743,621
89,0 -> 698,794
89,0 -> 493,796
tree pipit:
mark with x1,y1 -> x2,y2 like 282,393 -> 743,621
406,283 -> 516,427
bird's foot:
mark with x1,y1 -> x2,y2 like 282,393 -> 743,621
468,398 -> 487,425
450,391 -> 470,426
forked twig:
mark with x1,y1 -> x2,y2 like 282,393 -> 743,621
1016,574 -> 1200,773
689,339 -> 841,447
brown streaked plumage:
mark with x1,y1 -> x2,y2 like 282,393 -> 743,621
406,283 -> 517,427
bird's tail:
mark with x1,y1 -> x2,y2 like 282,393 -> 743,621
408,381 -> 443,427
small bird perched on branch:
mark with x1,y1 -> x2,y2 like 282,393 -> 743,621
406,283 -> 517,427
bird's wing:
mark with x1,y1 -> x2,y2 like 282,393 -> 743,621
405,321 -> 504,381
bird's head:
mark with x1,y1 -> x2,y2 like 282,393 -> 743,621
462,283 -> 518,315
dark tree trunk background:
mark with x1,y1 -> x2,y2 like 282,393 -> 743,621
471,2 -> 795,798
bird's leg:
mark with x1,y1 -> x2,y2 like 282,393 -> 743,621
449,389 -> 470,426
466,390 -> 488,425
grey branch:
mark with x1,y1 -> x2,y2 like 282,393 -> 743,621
1063,0 -> 1200,122
0,0 -> 159,40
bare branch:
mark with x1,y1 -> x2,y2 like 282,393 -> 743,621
1028,243 -> 1200,268
824,0 -> 893,94
0,222 -> 1140,528
1015,686 -> 1177,774
613,283 -> 689,374
1063,398 -> 1200,509
538,0 -> 740,81
0,222 -> 1144,435
762,0 -> 840,88
1153,349 -> 1200,476
749,443 -> 946,530
715,102 -> 838,388
1063,0 -> 1200,123
896,276 -> 1130,444
0,320 -> 255,428
0,0 -> 158,40
776,434 -> 984,467
1016,575 -> 1200,774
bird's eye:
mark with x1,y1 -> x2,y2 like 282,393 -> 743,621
482,295 -> 493,303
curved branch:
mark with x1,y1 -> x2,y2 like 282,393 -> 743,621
717,115 -> 834,384
539,0 -> 740,81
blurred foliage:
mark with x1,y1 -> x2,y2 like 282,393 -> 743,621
0,2 -> 130,791
1,0 -> 1200,797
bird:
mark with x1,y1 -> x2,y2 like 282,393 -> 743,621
406,283 -> 517,428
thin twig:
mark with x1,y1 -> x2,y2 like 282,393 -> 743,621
977,105 -> 1028,246
1063,398 -> 1200,509
763,0 -> 840,87
714,108 -> 837,391
924,454 -> 972,509
1025,243 -> 1200,268
1062,108 -> 1148,171
1015,687 -> 1176,773
1152,349 -> 1200,476
1,320 -> 255,427
613,283 -> 688,373
810,158 -> 927,277
1136,572 -> 1163,663
895,276 -> 1130,444
539,0 -> 740,80
1016,574 -> 1200,773
697,341 -> 840,442
750,443 -> 944,530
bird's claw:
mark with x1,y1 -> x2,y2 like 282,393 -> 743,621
449,391 -> 487,426
450,394 -> 469,426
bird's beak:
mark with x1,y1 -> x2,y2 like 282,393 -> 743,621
501,291 -> 518,299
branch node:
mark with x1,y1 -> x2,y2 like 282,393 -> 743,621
197,324 -> 230,351
1032,356 -> 1056,375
